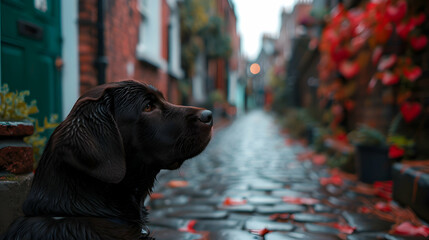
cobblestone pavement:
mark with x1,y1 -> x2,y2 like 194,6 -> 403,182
146,111 -> 425,240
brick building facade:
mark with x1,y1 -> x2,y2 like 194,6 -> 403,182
78,0 -> 183,104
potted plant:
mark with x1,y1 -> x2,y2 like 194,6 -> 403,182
348,125 -> 393,183
0,84 -> 38,174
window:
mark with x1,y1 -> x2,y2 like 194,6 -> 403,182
136,0 -> 161,66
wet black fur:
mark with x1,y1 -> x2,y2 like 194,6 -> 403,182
1,80 -> 212,240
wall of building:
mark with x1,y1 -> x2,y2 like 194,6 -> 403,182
78,0 -> 182,104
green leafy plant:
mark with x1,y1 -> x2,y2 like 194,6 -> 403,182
348,125 -> 386,146
0,84 -> 38,120
0,84 -> 58,164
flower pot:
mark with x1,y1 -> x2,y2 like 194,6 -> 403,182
355,144 -> 392,184
0,121 -> 34,174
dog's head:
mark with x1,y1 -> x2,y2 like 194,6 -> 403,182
51,80 -> 212,184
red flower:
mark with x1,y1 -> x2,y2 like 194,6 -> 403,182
410,13 -> 426,26
396,22 -> 413,40
400,102 -> 422,123
403,66 -> 422,82
377,54 -> 397,71
389,145 -> 405,159
331,47 -> 351,64
381,71 -> 399,85
410,35 -> 428,51
339,61 -> 360,79
372,46 -> 383,65
386,0 -> 407,24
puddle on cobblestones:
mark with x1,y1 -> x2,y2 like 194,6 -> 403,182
245,219 -> 295,231
343,212 -> 394,232
208,229 -> 262,240
346,232 -> 387,240
249,182 -> 284,191
220,204 -> 256,213
290,183 -> 320,192
292,213 -> 338,223
166,210 -> 228,220
148,217 -> 188,229
313,204 -> 335,213
304,223 -> 339,234
271,189 -> 310,197
146,113 -> 417,240
193,219 -> 242,231
150,195 -> 189,208
150,228 -> 202,240
256,204 -> 306,214
247,196 -> 283,205
265,231 -> 340,240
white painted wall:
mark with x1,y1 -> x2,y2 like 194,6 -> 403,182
61,0 -> 79,119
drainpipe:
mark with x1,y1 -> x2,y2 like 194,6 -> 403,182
96,0 -> 108,85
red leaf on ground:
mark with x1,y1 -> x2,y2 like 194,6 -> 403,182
223,197 -> 247,206
320,175 -> 343,186
375,202 -> 392,212
400,102 -> 422,123
150,193 -> 164,199
333,223 -> 356,234
283,196 -> 319,205
249,228 -> 271,236
358,206 -> 371,214
312,154 -> 327,165
179,220 -> 197,233
393,222 -> 429,237
269,213 -> 290,220
389,145 -> 405,159
167,180 -> 189,188
374,181 -> 393,201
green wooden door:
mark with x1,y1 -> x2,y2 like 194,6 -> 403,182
1,0 -> 62,121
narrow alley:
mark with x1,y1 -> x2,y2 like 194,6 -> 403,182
146,111 -> 422,240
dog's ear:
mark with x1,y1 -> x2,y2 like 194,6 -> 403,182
55,87 -> 126,183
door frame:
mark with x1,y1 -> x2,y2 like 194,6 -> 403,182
60,0 -> 79,119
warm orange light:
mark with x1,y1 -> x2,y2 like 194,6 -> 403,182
250,63 -> 261,75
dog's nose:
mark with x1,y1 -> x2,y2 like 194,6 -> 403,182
199,110 -> 213,126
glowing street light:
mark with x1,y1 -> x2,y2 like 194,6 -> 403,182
250,63 -> 261,75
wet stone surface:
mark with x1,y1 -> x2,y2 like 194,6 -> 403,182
145,111 -> 420,239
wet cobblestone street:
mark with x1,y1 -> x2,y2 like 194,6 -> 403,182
147,111 -> 425,240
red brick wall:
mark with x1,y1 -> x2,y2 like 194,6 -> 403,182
104,0 -> 140,84
161,0 -> 169,61
78,0 -> 181,103
78,0 -> 98,94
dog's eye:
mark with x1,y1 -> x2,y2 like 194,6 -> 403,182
143,102 -> 155,112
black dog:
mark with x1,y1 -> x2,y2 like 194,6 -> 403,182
1,80 -> 213,240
